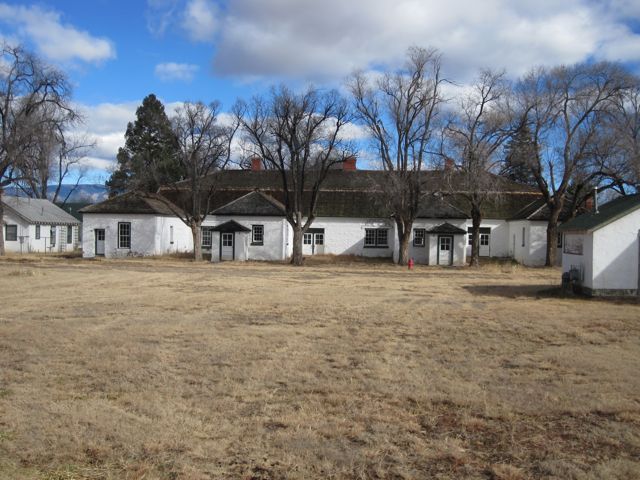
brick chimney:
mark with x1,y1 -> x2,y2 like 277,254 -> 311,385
585,196 -> 594,212
342,156 -> 357,171
250,156 -> 262,171
444,158 -> 454,171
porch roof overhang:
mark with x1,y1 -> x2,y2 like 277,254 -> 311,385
426,222 -> 467,235
211,220 -> 251,233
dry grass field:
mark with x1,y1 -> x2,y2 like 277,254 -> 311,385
0,256 -> 639,480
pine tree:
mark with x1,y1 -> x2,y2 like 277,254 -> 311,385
503,124 -> 538,186
106,94 -> 182,196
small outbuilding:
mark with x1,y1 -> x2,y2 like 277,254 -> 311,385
1,196 -> 81,253
559,194 -> 640,296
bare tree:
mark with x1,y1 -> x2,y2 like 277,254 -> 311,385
608,79 -> 640,190
15,102 -> 93,204
515,62 -> 632,265
234,85 -> 352,266
440,70 -> 512,267
349,47 -> 444,265
0,43 -> 75,255
158,101 -> 237,261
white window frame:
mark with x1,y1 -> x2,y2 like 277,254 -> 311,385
364,228 -> 389,248
201,228 -> 213,248
118,222 -> 131,249
67,226 -> 73,244
5,224 -> 17,242
413,228 -> 426,247
35,225 -> 41,240
252,225 -> 264,245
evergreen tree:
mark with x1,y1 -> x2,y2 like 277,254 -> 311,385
503,123 -> 538,186
106,94 -> 182,196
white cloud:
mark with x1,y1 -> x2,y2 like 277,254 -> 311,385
181,0 -> 218,42
155,62 -> 199,82
198,0 -> 640,82
0,3 -> 115,63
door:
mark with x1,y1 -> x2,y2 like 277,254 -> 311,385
438,235 -> 453,266
479,233 -> 490,256
95,229 -> 105,256
302,229 -> 325,255
220,232 -> 234,260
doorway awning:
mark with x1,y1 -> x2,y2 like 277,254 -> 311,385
211,220 -> 251,233
427,222 -> 467,235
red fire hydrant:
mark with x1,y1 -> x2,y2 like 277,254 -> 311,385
408,258 -> 414,270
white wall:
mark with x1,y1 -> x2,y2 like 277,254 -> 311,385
83,213 -> 161,258
562,233 -> 593,289
307,217 -> 396,259
205,216 -> 288,261
591,210 -> 640,292
464,219 -> 510,259
409,219 -> 468,265
156,217 -> 193,254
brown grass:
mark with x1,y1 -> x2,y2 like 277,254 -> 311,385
0,257 -> 639,479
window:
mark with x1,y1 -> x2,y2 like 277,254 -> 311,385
252,225 -> 264,245
521,227 -> 526,247
35,225 -> 41,240
563,235 -> 583,255
50,227 -> 56,246
201,227 -> 212,248
440,236 -> 452,250
315,233 -> 324,245
413,228 -> 426,247
303,233 -> 313,245
557,233 -> 563,248
222,233 -> 233,247
118,222 -> 131,249
5,224 -> 17,241
67,226 -> 73,244
170,226 -> 174,244
467,227 -> 491,246
364,228 -> 388,247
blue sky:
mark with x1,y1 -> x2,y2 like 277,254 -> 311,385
1,0 -> 639,184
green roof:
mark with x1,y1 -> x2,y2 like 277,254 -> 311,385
559,194 -> 640,233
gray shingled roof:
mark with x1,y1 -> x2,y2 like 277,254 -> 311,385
559,194 -> 640,233
80,192 -> 184,216
2,196 -> 80,225
426,222 -> 467,234
211,220 -> 251,232
212,191 -> 285,216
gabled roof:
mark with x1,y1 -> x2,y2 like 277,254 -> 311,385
509,197 -> 576,222
426,222 -> 467,234
559,194 -> 640,233
211,220 -> 251,232
79,191 -> 184,216
2,196 -> 80,225
212,190 -> 285,216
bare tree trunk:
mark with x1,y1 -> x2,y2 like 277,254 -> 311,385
396,218 -> 412,266
0,188 -> 4,256
469,208 -> 482,267
190,222 -> 203,262
545,208 -> 561,267
291,225 -> 304,266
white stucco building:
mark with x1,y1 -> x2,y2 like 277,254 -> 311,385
1,196 -> 81,253
81,164 -> 560,266
560,194 -> 640,297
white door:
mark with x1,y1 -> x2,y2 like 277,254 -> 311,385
314,232 -> 325,255
95,229 -> 105,256
479,233 -> 490,256
438,236 -> 452,266
220,233 -> 234,260
302,233 -> 313,255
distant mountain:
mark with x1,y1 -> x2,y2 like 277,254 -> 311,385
5,184 -> 108,203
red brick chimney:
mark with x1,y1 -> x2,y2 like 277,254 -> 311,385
250,156 -> 262,171
342,156 -> 357,171
444,158 -> 454,171
585,196 -> 594,212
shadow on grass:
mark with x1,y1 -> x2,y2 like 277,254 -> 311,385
463,284 -> 640,305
